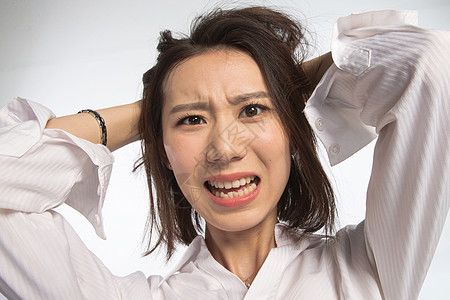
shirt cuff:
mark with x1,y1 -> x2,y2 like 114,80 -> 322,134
304,66 -> 377,166
0,98 -> 114,239
0,97 -> 55,157
305,10 -> 419,166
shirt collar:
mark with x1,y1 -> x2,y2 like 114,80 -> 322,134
161,223 -> 317,287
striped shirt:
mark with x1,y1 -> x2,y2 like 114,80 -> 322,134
1,9 -> 449,300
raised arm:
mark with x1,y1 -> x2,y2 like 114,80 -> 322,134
305,10 -> 450,299
0,98 -> 155,298
45,100 -> 142,152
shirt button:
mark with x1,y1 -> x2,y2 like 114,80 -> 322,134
94,214 -> 101,226
329,143 -> 340,156
315,118 -> 324,131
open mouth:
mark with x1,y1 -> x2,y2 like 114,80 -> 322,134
205,176 -> 260,199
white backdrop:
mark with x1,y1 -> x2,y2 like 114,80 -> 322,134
1,0 -> 449,298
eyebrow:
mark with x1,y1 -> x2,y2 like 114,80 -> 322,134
169,91 -> 270,115
169,102 -> 209,114
229,91 -> 270,105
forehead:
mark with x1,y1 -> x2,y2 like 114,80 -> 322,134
162,49 -> 268,107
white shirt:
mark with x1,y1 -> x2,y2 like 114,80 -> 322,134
1,10 -> 449,300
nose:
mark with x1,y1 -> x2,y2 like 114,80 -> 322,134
204,121 -> 251,166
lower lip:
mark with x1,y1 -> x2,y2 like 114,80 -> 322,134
205,182 -> 261,208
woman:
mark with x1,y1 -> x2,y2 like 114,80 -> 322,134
1,6 -> 449,300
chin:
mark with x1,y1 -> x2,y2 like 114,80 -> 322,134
203,205 -> 277,233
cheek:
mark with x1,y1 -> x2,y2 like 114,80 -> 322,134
163,133 -> 208,189
165,136 -> 199,167
253,120 -> 290,162
252,120 -> 291,189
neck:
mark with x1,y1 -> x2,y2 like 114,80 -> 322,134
205,211 -> 277,287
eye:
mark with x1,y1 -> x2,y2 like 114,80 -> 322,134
239,104 -> 267,118
177,115 -> 206,125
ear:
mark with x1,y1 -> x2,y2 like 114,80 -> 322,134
158,139 -> 172,170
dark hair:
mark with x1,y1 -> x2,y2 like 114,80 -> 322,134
137,6 -> 335,259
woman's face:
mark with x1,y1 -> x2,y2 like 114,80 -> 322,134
161,50 -> 291,232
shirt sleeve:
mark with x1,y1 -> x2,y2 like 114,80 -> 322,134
0,98 -> 154,299
0,97 -> 114,238
305,10 -> 450,300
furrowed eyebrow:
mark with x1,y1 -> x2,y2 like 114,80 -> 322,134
229,91 -> 270,105
168,91 -> 270,114
169,102 -> 209,114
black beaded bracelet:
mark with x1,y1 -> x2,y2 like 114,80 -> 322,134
77,109 -> 107,146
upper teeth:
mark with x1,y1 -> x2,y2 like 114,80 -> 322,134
208,176 -> 255,189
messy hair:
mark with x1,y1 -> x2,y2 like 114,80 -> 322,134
137,6 -> 335,259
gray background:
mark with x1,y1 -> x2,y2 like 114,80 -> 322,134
1,0 -> 449,298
